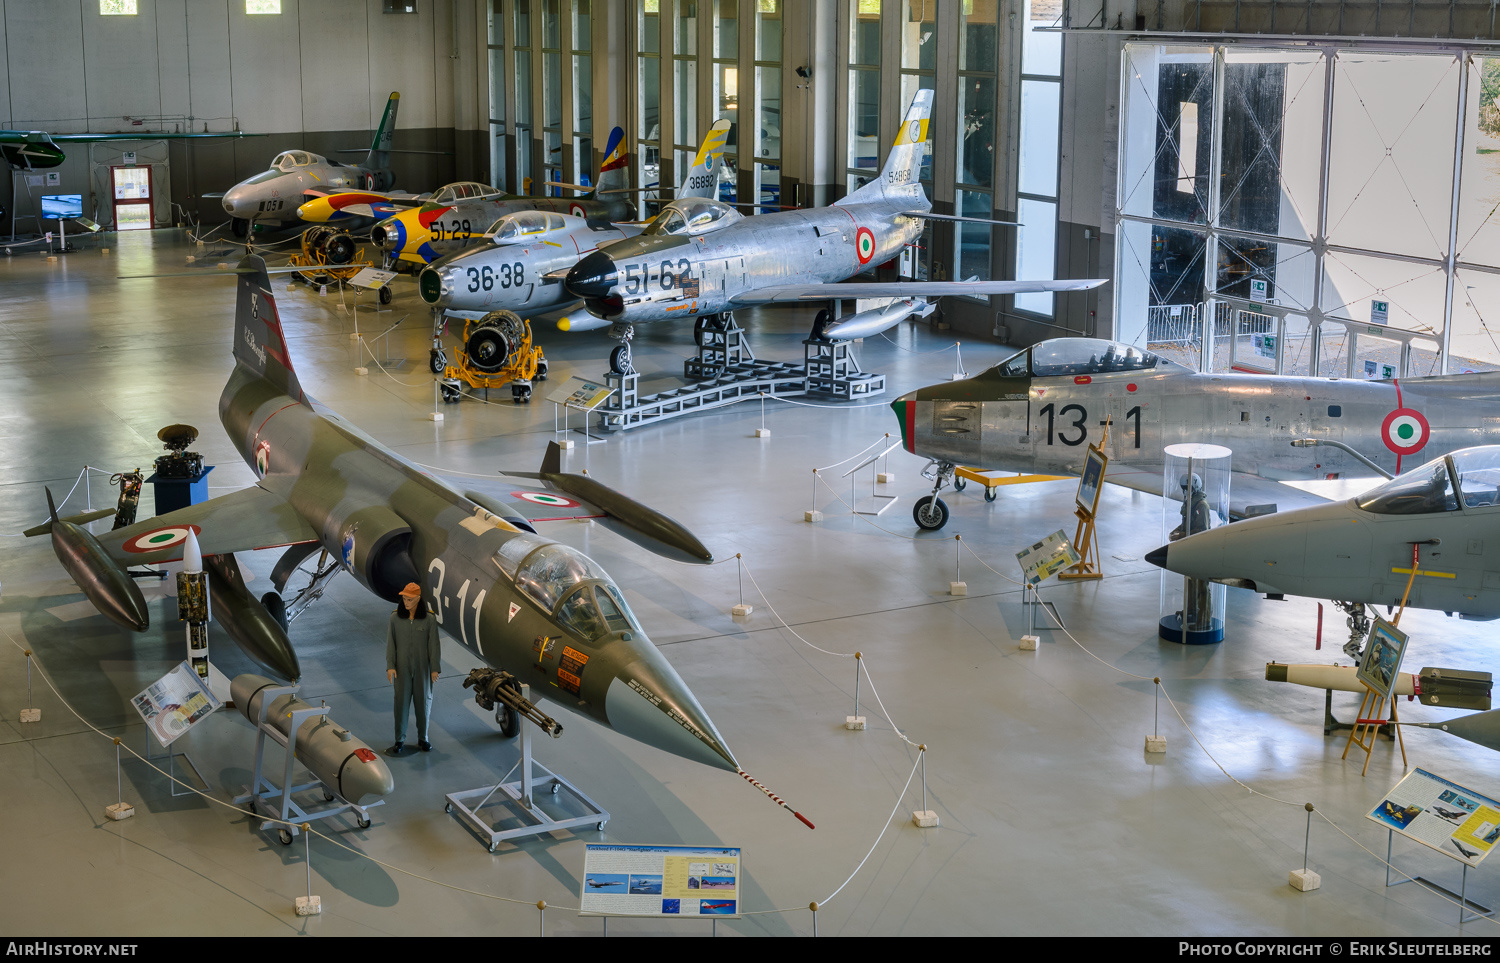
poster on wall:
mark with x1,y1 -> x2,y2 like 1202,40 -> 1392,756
1367,769 -> 1500,867
579,844 -> 742,918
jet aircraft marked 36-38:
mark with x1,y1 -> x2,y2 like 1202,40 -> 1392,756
892,336 -> 1500,530
561,90 -> 1104,373
31,254 -> 740,774
413,121 -> 734,318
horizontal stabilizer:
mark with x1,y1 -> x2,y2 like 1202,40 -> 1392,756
545,181 -> 594,192
23,507 -> 117,537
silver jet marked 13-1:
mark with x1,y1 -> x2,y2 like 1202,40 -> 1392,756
562,89 -> 1104,375
892,336 -> 1500,530
32,255 -> 739,774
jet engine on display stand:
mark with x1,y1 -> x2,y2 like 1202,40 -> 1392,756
433,309 -> 548,404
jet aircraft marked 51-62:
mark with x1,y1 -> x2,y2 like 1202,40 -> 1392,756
219,92 -> 427,237
1148,446 -> 1500,622
562,90 -> 1104,374
33,254 -> 739,774
892,336 -> 1500,530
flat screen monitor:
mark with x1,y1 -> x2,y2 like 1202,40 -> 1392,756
41,194 -> 83,220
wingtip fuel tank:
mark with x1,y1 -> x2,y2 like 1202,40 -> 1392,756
40,487 -> 150,632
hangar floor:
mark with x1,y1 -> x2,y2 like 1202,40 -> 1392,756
2,231 -> 1499,938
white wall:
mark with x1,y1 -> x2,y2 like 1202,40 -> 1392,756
1,0 -> 488,134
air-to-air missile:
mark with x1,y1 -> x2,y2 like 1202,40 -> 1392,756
231,674 -> 395,805
1147,447 -> 1500,622
561,90 -> 1102,376
43,253 -> 745,779
31,488 -> 148,632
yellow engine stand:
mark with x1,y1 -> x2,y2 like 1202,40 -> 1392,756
442,311 -> 548,404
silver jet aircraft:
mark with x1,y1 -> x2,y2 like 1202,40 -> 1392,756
218,92 -> 415,237
1147,446 -> 1500,622
31,255 -> 739,773
892,336 -> 1500,530
413,121 -> 733,325
562,89 -> 1103,375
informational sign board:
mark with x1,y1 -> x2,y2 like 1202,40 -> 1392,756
1016,530 -> 1082,587
1249,278 -> 1268,302
546,376 -> 614,410
1356,617 -> 1409,697
1371,300 -> 1390,324
1367,768 -> 1500,867
123,151 -> 137,165
1363,360 -> 1397,380
1253,333 -> 1276,359
579,844 -> 742,918
348,267 -> 397,290
131,660 -> 222,747
1075,446 -> 1107,517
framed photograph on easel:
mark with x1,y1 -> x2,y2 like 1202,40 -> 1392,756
1076,444 -> 1108,517
1060,441 -> 1108,580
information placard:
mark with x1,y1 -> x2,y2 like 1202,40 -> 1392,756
546,376 -> 615,410
1016,530 -> 1082,587
131,660 -> 222,747
579,843 -> 742,918
1368,769 -> 1500,867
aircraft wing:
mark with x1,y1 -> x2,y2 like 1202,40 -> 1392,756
94,484 -> 319,567
44,131 -> 262,142
731,278 -> 1107,304
1104,464 -> 1343,518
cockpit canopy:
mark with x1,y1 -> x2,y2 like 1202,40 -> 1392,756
496,538 -> 642,641
643,197 -> 743,237
432,181 -> 503,203
986,338 -> 1168,379
1356,448 -> 1500,515
271,151 -> 322,172
489,210 -> 567,241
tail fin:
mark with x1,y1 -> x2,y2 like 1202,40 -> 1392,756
233,255 -> 306,404
45,486 -> 58,523
839,88 -> 932,206
677,119 -> 732,199
594,126 -> 630,195
540,441 -> 562,476
366,92 -> 401,171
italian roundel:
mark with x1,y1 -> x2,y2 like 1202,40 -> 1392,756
512,491 -> 580,508
122,524 -> 202,554
855,227 -> 876,264
1381,408 -> 1430,455
570,203 -> 586,218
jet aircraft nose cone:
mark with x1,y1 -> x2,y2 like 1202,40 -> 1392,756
566,250 -> 619,299
1145,544 -> 1169,568
605,656 -> 738,772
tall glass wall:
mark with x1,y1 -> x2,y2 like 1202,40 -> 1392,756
1116,43 -> 1500,376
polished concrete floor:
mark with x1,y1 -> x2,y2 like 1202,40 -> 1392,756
3,231 -> 1500,937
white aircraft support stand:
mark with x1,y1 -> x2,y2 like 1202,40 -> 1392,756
445,683 -> 609,852
232,682 -> 382,845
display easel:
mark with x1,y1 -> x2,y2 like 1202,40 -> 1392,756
1059,427 -> 1108,581
1343,546 -> 1418,775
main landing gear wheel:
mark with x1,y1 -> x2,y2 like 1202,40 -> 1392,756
693,317 -> 708,345
231,217 -> 249,239
609,343 -> 633,375
261,592 -> 289,632
378,285 -> 393,305
913,495 -> 950,531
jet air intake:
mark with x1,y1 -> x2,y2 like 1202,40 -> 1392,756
335,505 -> 420,601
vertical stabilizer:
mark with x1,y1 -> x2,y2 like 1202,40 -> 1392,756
595,126 -> 630,195
366,92 -> 401,172
838,88 -> 932,206
677,119 -> 732,199
233,256 -> 306,404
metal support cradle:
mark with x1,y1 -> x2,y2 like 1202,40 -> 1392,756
444,682 -> 609,852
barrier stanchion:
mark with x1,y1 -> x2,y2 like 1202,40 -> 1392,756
20,649 -> 39,722
296,825 -> 321,915
846,653 -> 865,730
1291,803 -> 1321,891
105,738 -> 134,821
1146,678 -> 1166,753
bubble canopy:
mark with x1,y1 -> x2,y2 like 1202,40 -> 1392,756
1356,447 -> 1500,515
984,338 -> 1175,379
644,198 -> 743,237
497,539 -> 642,640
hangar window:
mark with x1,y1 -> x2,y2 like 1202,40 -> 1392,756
100,0 -> 136,13
246,0 -> 281,13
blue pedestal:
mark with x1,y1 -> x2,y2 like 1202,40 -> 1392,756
147,465 -> 212,516
1159,613 -> 1224,645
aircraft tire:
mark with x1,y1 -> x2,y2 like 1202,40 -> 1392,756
429,349 -> 446,374
231,217 -> 249,239
499,704 -> 520,739
379,285 -> 393,305
913,495 -> 949,531
610,344 -> 631,374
